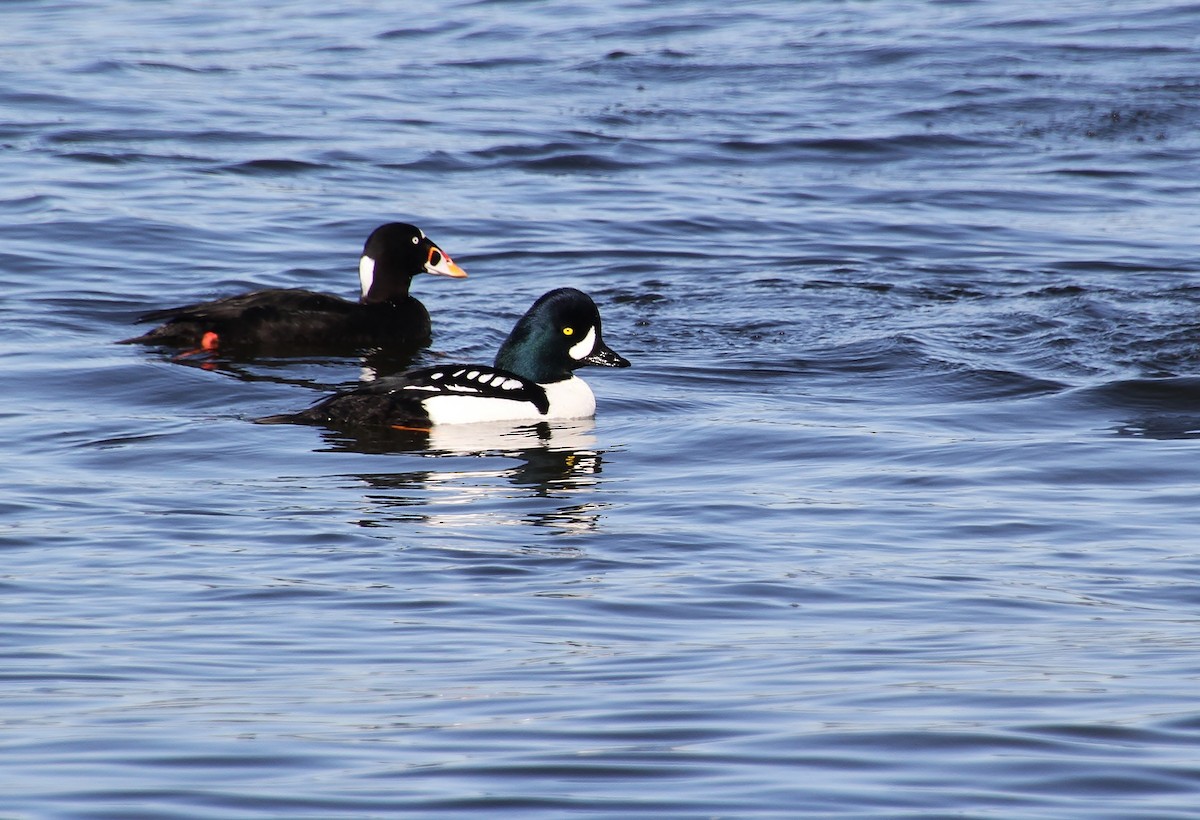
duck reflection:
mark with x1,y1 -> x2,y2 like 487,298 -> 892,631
147,345 -> 423,389
1075,376 -> 1200,440
328,421 -> 610,535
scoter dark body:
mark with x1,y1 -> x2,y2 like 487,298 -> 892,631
122,222 -> 465,356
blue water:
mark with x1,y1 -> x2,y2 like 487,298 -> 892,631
4,1 -> 1200,816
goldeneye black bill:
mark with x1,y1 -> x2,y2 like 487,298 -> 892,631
584,341 -> 630,368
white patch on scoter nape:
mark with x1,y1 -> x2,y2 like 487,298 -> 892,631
358,255 -> 375,298
568,326 -> 597,360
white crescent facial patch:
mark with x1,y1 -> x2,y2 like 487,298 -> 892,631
568,326 -> 597,360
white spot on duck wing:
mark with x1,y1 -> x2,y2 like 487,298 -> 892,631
420,377 -> 593,425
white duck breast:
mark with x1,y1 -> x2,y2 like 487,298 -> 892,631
422,376 -> 597,425
541,376 -> 597,419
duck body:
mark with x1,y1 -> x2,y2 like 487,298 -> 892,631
127,289 -> 433,355
122,222 -> 465,356
265,287 -> 629,429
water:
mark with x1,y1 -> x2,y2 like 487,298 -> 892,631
4,0 -> 1200,816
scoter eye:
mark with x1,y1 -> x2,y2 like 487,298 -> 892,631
428,249 -> 442,266
563,327 -> 574,336
412,236 -> 419,244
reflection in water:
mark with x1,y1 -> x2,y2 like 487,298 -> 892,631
1073,377 -> 1200,440
1113,419 -> 1200,440
329,421 -> 611,536
134,344 -> 424,390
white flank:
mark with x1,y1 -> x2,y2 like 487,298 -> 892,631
358,255 -> 375,298
568,326 -> 597,360
423,376 -> 596,425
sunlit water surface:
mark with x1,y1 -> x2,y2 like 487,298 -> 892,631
4,1 -> 1200,816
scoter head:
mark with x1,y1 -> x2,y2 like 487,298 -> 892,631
358,222 -> 466,304
494,287 -> 631,383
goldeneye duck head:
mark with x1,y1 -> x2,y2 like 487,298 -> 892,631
358,222 -> 467,304
494,287 -> 630,384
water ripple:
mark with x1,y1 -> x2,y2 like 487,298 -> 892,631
5,0 -> 1200,817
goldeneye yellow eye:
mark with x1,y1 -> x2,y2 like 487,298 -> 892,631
563,327 -> 574,336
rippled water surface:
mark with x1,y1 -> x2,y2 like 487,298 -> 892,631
5,1 -> 1200,816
